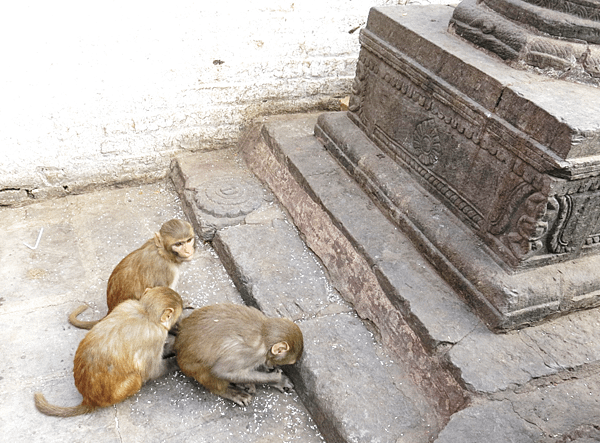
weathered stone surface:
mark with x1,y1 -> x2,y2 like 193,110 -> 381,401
434,401 -> 541,443
243,114 -> 469,419
170,149 -> 275,240
0,182 -> 322,443
213,221 -> 441,442
451,0 -> 600,86
296,314 -> 435,443
317,108 -> 600,330
240,112 -> 600,441
329,4 -> 600,328
214,221 -> 350,320
0,188 -> 29,206
262,114 -> 480,346
508,373 -> 600,441
449,307 -> 600,394
171,142 -> 449,441
447,324 -> 556,393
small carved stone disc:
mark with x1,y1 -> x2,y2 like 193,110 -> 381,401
195,176 -> 264,218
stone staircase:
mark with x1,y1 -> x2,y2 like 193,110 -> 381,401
172,112 -> 600,442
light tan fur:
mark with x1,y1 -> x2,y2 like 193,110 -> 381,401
69,219 -> 194,329
175,303 -> 303,406
35,287 -> 183,417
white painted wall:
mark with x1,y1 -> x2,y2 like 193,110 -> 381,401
0,0 -> 449,205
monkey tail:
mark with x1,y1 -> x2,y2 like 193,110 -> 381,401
68,305 -> 100,330
34,392 -> 95,417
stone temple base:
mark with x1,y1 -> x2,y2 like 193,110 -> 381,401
317,5 -> 600,330
317,111 -> 600,330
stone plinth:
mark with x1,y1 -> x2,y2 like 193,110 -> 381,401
317,5 -> 600,329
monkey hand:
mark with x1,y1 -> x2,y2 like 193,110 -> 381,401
272,370 -> 294,393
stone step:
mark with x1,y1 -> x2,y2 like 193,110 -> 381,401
172,147 -> 444,442
239,114 -> 468,414
233,112 -> 600,442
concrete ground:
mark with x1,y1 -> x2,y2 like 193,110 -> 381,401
0,182 -> 323,443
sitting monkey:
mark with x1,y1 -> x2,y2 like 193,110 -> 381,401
69,219 -> 195,329
35,287 -> 183,417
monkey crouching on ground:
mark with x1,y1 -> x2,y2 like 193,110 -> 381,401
35,287 -> 183,417
174,303 -> 304,406
69,219 -> 195,330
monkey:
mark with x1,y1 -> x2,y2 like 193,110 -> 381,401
35,287 -> 183,417
174,303 -> 303,406
69,219 -> 195,330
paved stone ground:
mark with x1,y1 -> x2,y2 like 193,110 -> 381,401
3,112 -> 600,443
0,182 -> 323,443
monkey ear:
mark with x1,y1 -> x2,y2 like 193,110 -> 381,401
271,342 -> 290,356
153,232 -> 163,249
160,308 -> 175,326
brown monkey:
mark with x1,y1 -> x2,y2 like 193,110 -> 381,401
174,303 -> 303,406
69,219 -> 195,329
35,287 -> 183,417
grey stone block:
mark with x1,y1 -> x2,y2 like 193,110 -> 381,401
296,314 -> 435,443
214,221 -> 350,320
434,401 -> 541,443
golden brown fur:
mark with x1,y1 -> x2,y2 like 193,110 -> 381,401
69,219 -> 194,329
35,287 -> 183,417
175,303 -> 303,406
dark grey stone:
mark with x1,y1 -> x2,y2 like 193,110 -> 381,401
295,314 -> 437,443
240,110 -> 600,440
507,373 -> 600,440
447,323 -> 556,393
322,4 -> 600,329
213,221 -> 350,320
451,0 -> 600,86
242,113 -> 469,420
433,401 -> 541,443
213,219 -> 440,442
264,114 -> 480,347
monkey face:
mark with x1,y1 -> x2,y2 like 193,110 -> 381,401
171,237 -> 195,261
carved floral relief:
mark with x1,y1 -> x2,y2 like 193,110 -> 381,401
412,119 -> 440,166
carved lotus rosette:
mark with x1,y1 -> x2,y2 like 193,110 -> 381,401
195,177 -> 264,219
412,119 -> 441,166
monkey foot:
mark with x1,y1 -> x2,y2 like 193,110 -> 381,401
233,383 -> 257,394
223,386 -> 253,407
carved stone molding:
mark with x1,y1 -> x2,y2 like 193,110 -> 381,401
322,5 -> 600,328
450,0 -> 600,85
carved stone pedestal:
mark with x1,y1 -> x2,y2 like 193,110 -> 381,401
317,5 -> 600,330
